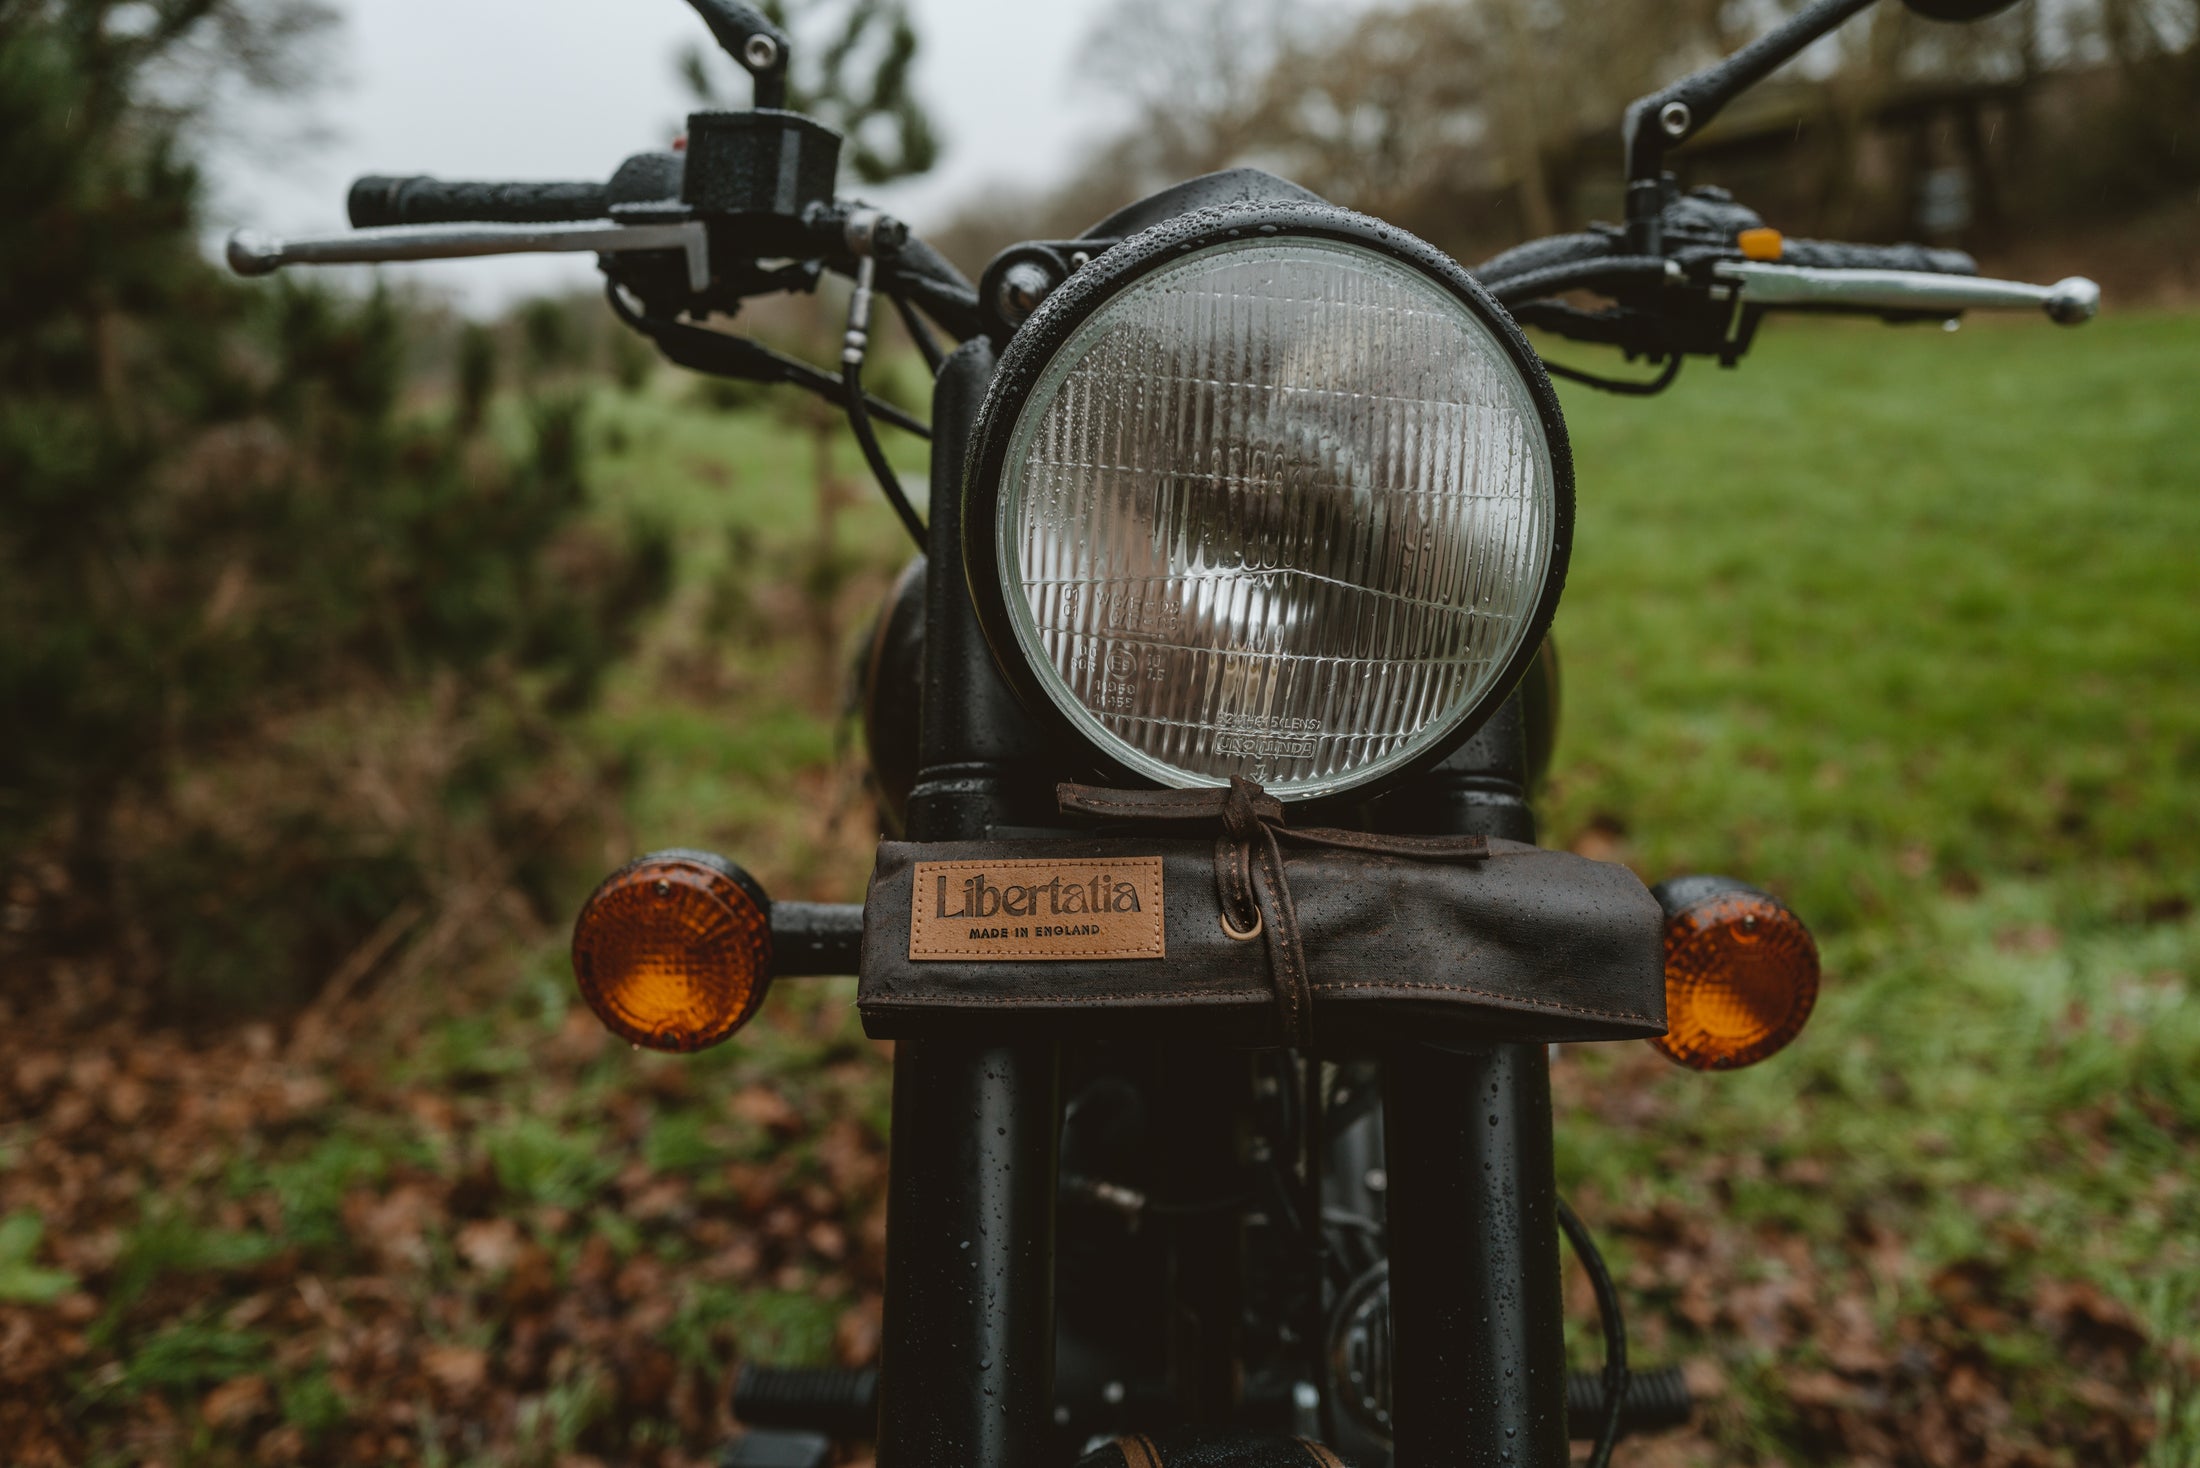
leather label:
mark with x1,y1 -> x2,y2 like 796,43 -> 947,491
908,857 -> 1165,962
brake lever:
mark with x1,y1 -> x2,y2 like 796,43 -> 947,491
1712,261 -> 2100,326
225,219 -> 713,294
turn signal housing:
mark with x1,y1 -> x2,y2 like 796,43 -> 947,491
571,849 -> 773,1052
1649,875 -> 1818,1071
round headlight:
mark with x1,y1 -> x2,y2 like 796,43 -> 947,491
965,204 -> 1572,802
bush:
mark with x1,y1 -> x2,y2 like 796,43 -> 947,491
0,1 -> 671,1014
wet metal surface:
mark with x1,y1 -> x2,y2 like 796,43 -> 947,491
1383,1042 -> 1568,1467
878,1040 -> 1060,1466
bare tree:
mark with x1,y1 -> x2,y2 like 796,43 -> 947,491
947,0 -> 2199,277
1236,0 -> 1728,243
1075,0 -> 1309,186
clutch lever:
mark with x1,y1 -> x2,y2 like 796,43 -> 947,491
1712,260 -> 2100,325
225,219 -> 713,294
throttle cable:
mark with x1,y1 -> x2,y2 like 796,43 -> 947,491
1541,353 -> 1685,397
891,291 -> 948,376
603,281 -> 930,440
843,255 -> 929,551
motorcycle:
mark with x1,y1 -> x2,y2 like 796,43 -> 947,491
228,0 -> 2097,1463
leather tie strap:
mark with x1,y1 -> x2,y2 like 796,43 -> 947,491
1057,778 -> 1489,1048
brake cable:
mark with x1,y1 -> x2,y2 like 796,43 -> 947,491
1556,1196 -> 1627,1468
603,281 -> 930,440
841,253 -> 929,551
1541,353 -> 1685,397
1480,250 -> 1690,396
891,291 -> 947,376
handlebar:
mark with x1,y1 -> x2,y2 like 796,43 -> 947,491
348,175 -> 611,228
1480,209 -> 2098,367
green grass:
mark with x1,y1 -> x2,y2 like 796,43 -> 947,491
98,1211 -> 281,1337
0,1212 -> 79,1304
665,1280 -> 846,1372
112,1317 -> 273,1396
1536,312 -> 2199,1461
1540,313 -> 2200,929
481,1115 -> 620,1210
568,367 -> 929,905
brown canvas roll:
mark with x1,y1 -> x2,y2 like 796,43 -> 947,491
857,834 -> 1665,1047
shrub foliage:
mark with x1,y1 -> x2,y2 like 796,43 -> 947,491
0,0 -> 670,1011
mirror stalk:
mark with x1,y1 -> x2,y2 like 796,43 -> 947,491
1621,0 -> 1874,252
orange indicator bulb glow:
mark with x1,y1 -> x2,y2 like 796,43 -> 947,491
1649,876 -> 1819,1071
1737,227 -> 1785,261
571,849 -> 773,1053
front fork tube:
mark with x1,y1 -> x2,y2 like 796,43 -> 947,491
879,337 -> 1063,1468
1369,696 -> 1571,1468
878,1040 -> 1061,1467
1382,1042 -> 1568,1467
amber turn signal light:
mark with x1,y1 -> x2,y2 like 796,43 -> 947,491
1737,226 -> 1785,261
571,849 -> 773,1052
1649,875 -> 1818,1071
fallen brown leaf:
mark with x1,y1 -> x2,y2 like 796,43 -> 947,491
200,1372 -> 269,1428
731,1084 -> 802,1136
456,1217 -> 524,1274
421,1343 -> 488,1393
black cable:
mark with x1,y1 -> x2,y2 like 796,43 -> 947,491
603,282 -> 930,439
1540,353 -> 1685,398
891,292 -> 947,375
1556,1196 -> 1627,1468
843,357 -> 927,551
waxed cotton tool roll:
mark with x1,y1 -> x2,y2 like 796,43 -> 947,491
857,836 -> 1666,1045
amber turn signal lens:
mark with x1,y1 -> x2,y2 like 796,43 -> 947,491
1649,876 -> 1818,1071
1737,227 -> 1785,261
571,850 -> 772,1053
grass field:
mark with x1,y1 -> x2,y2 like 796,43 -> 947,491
1538,313 -> 2199,1463
6,313 -> 2193,1466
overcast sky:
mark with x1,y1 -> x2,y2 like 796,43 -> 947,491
206,0 -> 1132,311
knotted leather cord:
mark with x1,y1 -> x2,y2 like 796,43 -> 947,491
1056,778 -> 1490,1048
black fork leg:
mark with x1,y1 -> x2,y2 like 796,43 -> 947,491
878,1039 -> 1060,1466
878,336 -> 1062,1467
1368,695 -> 1571,1466
1382,1042 -> 1568,1466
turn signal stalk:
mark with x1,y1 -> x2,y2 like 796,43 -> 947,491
1648,875 -> 1819,1071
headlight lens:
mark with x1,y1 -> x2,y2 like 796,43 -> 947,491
978,220 -> 1567,801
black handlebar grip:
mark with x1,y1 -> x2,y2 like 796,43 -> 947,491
347,176 -> 611,228
1778,238 -> 1977,276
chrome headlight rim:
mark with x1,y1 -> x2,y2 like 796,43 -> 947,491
961,201 -> 1576,805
